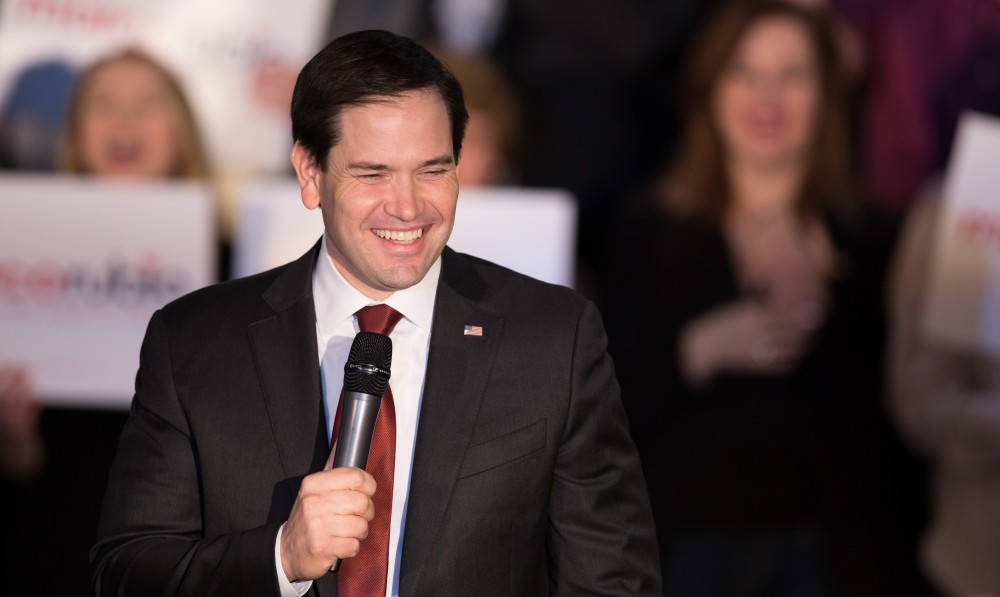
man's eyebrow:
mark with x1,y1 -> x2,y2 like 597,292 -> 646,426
347,155 -> 454,171
419,155 -> 456,168
347,161 -> 390,171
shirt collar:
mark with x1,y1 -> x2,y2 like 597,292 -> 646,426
313,235 -> 441,335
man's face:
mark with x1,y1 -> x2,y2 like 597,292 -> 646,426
294,89 -> 459,299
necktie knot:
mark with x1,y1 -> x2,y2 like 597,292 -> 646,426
356,304 -> 403,336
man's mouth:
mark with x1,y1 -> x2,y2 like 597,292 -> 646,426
373,228 -> 423,244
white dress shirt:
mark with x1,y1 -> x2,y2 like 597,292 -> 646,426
276,236 -> 440,596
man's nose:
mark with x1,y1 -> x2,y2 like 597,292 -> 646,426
385,177 -> 419,220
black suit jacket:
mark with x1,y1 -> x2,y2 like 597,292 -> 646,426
92,243 -> 660,596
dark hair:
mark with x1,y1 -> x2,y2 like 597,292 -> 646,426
662,1 -> 854,220
291,30 -> 469,170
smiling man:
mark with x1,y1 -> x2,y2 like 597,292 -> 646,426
294,88 -> 458,300
92,30 -> 660,596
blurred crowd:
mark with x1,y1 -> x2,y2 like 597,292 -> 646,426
2,0 -> 1000,595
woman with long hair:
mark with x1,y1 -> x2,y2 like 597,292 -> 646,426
601,2 -> 916,594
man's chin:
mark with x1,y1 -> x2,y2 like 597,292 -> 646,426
364,262 -> 434,294
377,271 -> 429,292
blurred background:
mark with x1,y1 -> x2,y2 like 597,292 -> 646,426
1,0 -> 999,595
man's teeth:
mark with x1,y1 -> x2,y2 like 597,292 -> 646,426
374,228 -> 423,243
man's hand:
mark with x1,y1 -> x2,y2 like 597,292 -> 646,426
279,466 -> 376,581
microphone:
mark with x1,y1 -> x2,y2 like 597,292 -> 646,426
329,331 -> 392,573
331,331 -> 393,470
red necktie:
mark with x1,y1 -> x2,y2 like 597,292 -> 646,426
331,304 -> 403,596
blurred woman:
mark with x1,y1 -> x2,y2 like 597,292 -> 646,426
601,2 -> 913,595
58,48 -> 209,180
433,48 -> 522,187
60,47 -> 228,279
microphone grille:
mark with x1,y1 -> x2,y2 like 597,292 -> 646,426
344,331 -> 393,396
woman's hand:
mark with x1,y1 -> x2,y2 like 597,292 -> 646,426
680,296 -> 825,385
0,365 -> 45,482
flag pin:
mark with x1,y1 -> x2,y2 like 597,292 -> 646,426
463,325 -> 483,337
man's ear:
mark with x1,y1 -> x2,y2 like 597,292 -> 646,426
291,142 -> 322,210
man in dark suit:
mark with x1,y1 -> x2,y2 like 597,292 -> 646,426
92,30 -> 659,596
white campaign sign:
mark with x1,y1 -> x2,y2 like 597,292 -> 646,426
923,111 -> 1000,355
0,0 -> 331,175
449,187 -> 577,288
0,175 -> 215,407
233,180 -> 578,288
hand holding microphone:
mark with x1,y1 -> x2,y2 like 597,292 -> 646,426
280,331 -> 394,582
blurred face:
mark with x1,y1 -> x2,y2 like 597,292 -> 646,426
293,89 -> 459,300
77,58 -> 183,179
457,109 -> 502,187
713,16 -> 821,170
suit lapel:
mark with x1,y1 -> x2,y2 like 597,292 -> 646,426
247,242 -> 330,515
398,249 -> 504,594
245,242 -> 341,596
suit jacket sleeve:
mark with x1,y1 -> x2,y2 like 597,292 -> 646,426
547,300 -> 661,594
91,309 -> 283,596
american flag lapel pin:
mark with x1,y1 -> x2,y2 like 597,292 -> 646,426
463,325 -> 483,337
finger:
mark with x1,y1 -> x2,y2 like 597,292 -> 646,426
330,536 -> 363,560
767,307 -> 824,341
768,329 -> 813,354
762,312 -> 813,338
748,346 -> 796,374
747,333 -> 810,372
338,468 -> 377,496
333,467 -> 376,496
297,486 -> 374,521
5,370 -> 36,411
0,368 -> 20,402
767,299 -> 825,331
326,513 -> 370,542
306,466 -> 377,495
333,491 -> 375,518
283,520 -> 366,577
289,494 -> 372,542
767,339 -> 812,370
